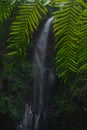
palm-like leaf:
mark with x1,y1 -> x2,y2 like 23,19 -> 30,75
78,9 -> 87,73
52,0 -> 82,82
0,0 -> 20,45
0,0 -> 16,25
6,1 -> 47,58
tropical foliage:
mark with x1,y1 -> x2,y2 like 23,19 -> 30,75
1,0 -> 87,82
52,0 -> 87,83
1,0 -> 87,130
0,62 -> 32,119
0,0 -> 14,25
53,1 -> 80,80
6,1 -> 47,59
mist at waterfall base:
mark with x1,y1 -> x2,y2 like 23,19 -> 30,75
17,17 -> 54,130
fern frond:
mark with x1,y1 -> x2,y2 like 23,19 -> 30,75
78,9 -> 87,73
6,2 -> 47,59
0,0 -> 16,25
52,0 -> 82,82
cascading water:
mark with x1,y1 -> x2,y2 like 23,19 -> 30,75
18,17 -> 54,130
33,17 -> 54,130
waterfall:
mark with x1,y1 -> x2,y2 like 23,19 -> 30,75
33,17 -> 54,130
17,17 -> 54,130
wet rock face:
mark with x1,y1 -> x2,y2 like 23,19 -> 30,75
0,112 -> 16,130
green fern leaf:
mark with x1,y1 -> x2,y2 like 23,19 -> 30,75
52,0 -> 82,83
6,1 -> 47,59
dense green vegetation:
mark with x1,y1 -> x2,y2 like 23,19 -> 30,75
0,0 -> 87,130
